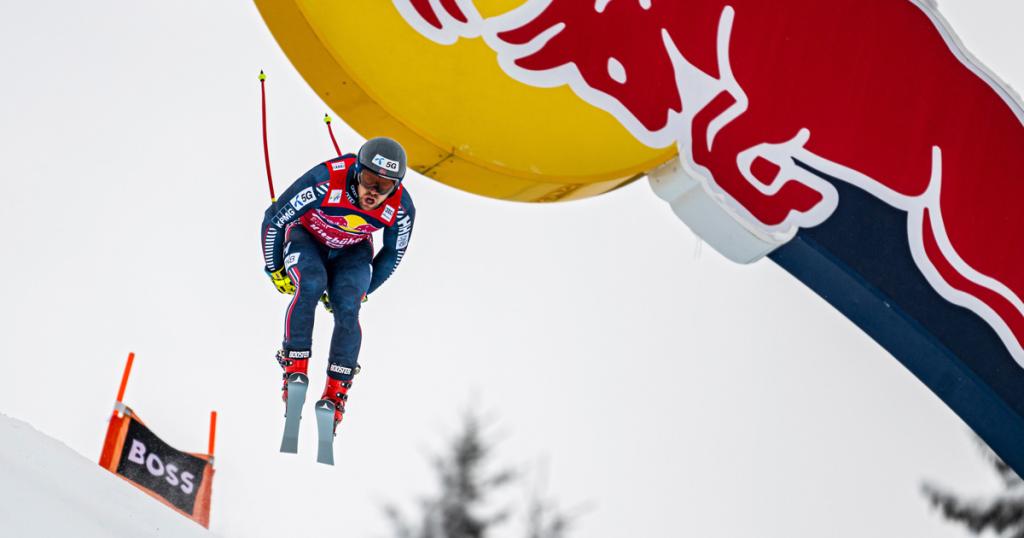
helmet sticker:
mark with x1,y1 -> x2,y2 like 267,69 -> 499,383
371,153 -> 400,174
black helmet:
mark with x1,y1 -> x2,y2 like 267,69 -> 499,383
357,137 -> 407,182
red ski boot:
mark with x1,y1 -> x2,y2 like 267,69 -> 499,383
313,376 -> 354,465
320,377 -> 353,432
276,349 -> 310,402
278,349 -> 311,454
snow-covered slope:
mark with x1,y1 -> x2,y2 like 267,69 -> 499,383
0,413 -> 214,538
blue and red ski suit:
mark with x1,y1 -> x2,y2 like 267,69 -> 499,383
261,154 -> 415,380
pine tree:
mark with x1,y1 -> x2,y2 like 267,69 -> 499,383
385,411 -> 578,538
524,485 -> 572,538
922,436 -> 1024,537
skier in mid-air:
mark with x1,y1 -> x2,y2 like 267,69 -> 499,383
260,137 -> 415,447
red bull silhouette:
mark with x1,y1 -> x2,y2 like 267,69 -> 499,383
396,0 -> 1024,368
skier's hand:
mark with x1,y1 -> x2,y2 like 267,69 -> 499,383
267,268 -> 295,295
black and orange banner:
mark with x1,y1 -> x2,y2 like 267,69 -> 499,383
98,353 -> 216,528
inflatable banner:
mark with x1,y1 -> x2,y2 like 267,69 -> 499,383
255,0 -> 1024,474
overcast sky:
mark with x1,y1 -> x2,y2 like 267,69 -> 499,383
2,1 -> 1021,537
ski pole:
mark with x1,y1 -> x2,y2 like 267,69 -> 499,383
320,114 -> 342,311
324,114 -> 341,157
260,70 -> 276,202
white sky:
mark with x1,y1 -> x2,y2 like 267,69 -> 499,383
1,1 -> 1021,537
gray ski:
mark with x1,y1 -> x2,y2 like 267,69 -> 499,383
314,399 -> 336,465
279,372 -> 309,454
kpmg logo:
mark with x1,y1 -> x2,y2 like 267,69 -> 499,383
273,206 -> 296,228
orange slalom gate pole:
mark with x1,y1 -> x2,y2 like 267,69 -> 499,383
208,411 -> 218,457
100,352 -> 135,466
114,352 -> 135,411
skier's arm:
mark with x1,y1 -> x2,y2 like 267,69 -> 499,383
368,189 -> 415,295
260,164 -> 330,272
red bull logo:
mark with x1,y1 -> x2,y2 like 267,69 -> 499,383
397,0 -> 1024,367
301,211 -> 380,249
336,214 -> 377,235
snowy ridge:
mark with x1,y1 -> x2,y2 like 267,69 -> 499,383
0,412 -> 215,538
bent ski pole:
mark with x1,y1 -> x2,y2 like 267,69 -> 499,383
259,70 -> 276,202
324,114 -> 341,157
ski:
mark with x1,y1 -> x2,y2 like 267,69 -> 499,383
279,372 -> 309,454
314,399 -> 336,465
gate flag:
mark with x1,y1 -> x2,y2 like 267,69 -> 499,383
99,404 -> 215,528
98,353 -> 216,528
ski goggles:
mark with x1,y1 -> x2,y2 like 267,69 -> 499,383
358,169 -> 398,196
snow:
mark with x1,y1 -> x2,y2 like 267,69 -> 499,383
0,412 -> 214,538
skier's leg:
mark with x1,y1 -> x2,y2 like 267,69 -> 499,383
280,226 -> 329,357
324,241 -> 373,381
320,241 -> 373,429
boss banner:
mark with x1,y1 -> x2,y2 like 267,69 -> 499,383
99,405 -> 214,528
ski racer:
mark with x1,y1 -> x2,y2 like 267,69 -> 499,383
260,137 -> 416,432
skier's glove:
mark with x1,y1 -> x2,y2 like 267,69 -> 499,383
267,268 -> 295,295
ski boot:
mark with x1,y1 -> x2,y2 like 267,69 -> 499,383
277,349 -> 310,454
319,377 -> 353,433
276,349 -> 310,402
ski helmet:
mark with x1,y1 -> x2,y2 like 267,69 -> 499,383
357,137 -> 407,183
